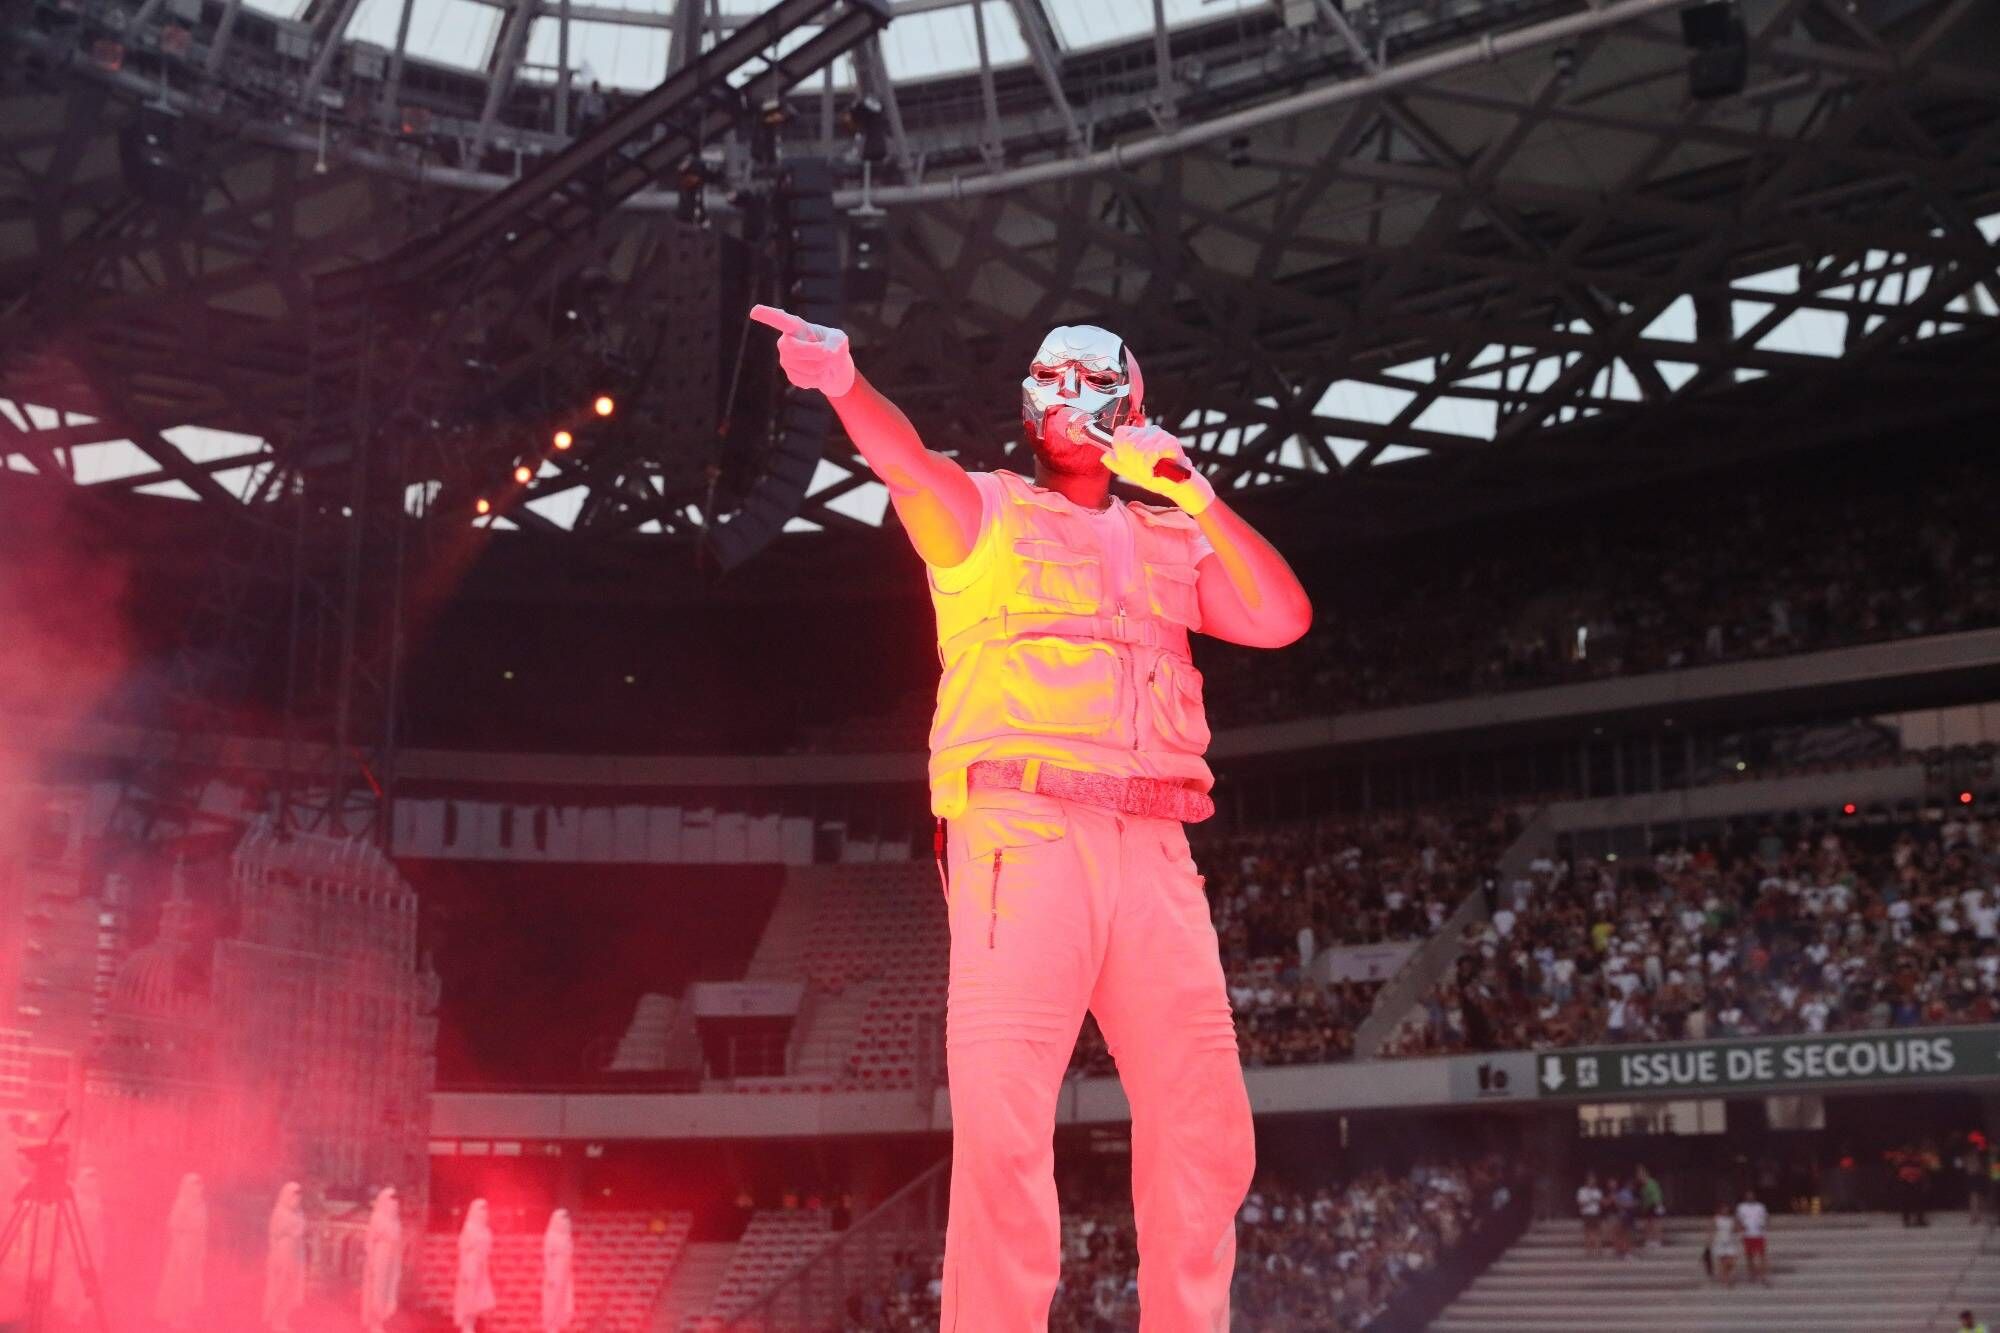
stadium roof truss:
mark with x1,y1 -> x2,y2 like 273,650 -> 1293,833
0,0 -> 1996,537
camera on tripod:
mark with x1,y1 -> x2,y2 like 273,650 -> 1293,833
14,1137 -> 73,1206
1,1111 -> 109,1333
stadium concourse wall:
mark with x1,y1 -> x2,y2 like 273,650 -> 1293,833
429,1025 -> 2000,1145
10,628 -> 1999,831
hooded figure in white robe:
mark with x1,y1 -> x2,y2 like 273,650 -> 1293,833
540,1209 -> 575,1333
361,1187 -> 403,1333
263,1181 -> 307,1331
153,1173 -> 207,1331
54,1165 -> 108,1322
0,1119 -> 24,1324
452,1198 -> 497,1332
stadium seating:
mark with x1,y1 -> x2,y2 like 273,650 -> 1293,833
763,862 -> 947,1091
1434,1212 -> 2000,1332
834,1155 -> 1520,1331
412,1210 -> 692,1333
677,1208 -> 836,1330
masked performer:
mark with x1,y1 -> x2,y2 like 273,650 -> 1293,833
541,1209 -> 575,1333
453,1198 -> 497,1333
153,1172 -> 207,1332
361,1187 -> 402,1333
751,309 -> 1311,1331
263,1181 -> 307,1332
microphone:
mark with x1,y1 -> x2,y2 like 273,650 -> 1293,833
1044,406 -> 1193,483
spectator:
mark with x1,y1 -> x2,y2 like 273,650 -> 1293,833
1390,813 -> 2000,1059
1577,1173 -> 1604,1257
1709,1201 -> 1741,1288
1735,1189 -> 1769,1285
1608,1177 -> 1637,1260
1636,1165 -> 1665,1248
1891,1146 -> 1931,1227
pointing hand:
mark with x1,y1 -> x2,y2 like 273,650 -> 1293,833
750,304 -> 856,398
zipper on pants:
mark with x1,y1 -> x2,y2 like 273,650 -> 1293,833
988,848 -> 1002,949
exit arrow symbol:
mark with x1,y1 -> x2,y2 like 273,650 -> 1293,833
1542,1058 -> 1566,1091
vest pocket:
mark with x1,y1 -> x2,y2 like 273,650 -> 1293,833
999,637 -> 1121,735
1143,560 -> 1202,628
1148,654 -> 1212,752
1010,538 -> 1103,612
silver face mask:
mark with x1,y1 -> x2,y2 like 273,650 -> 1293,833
1020,325 -> 1145,444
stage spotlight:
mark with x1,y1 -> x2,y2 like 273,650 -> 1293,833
847,216 -> 891,303
1551,44 -> 1576,89
1842,803 -> 1857,816
1963,791 -> 1977,805
752,97 -> 788,167
1680,1 -> 1747,101
514,465 -> 532,484
840,96 -> 888,164
553,430 -> 573,450
675,154 -> 710,225
475,497 -> 492,515
121,104 -> 205,209
593,395 -> 615,417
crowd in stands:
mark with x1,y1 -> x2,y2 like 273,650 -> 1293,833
1061,809 -> 1511,1076
1199,451 -> 1999,727
792,449 -> 1998,754
1388,810 -> 2000,1056
836,1156 -> 1522,1332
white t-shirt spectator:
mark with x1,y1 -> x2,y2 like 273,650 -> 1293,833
1576,1185 -> 1603,1219
1800,998 -> 1831,1033
1970,899 -> 1999,940
1492,908 -> 1517,938
1736,1199 -> 1768,1240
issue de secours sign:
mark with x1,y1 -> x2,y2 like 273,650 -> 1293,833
1534,1026 -> 2000,1099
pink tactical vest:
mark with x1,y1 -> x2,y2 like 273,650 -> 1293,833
925,469 -> 1214,818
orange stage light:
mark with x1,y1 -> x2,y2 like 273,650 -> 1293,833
593,395 -> 615,417
475,498 -> 491,515
554,430 -> 573,450
515,465 -> 533,484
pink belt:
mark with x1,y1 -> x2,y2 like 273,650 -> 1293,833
966,759 -> 1215,824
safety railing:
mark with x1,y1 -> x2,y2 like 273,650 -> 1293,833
1353,806 -> 1553,1057
718,1154 -> 951,1332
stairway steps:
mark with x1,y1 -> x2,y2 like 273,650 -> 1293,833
1437,1212 -> 1992,1333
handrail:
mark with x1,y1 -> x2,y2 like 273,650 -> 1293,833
718,1155 -> 952,1332
1353,806 -> 1553,1057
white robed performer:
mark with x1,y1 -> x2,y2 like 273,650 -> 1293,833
262,1182 -> 307,1332
153,1172 -> 207,1331
360,1187 -> 402,1333
0,1118 -> 24,1325
540,1209 -> 575,1333
53,1165 -> 108,1323
452,1198 -> 497,1333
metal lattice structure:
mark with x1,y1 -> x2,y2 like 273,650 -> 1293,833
822,0 -> 2000,534
0,0 -> 1996,543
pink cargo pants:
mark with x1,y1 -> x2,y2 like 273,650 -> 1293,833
936,788 -> 1255,1332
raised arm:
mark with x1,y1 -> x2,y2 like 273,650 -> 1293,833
750,305 -> 982,568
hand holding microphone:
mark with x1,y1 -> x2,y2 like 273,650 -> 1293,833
750,304 -> 856,398
1045,406 -> 1215,516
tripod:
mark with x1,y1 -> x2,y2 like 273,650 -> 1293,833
0,1116 -> 111,1333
